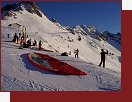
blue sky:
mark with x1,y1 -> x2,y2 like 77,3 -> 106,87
2,2 -> 121,34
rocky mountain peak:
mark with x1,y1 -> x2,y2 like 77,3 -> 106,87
2,1 -> 43,18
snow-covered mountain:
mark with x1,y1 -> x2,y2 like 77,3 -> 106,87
1,1 -> 121,71
65,25 -> 121,51
2,1 -> 43,18
1,1 -> 121,91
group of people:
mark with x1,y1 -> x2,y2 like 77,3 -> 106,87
12,33 -> 42,50
74,48 -> 108,68
12,33 -> 25,44
22,39 -> 42,50
12,32 -> 108,68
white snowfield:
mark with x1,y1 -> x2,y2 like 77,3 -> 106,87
1,7 -> 121,91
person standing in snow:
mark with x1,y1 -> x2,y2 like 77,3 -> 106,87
74,49 -> 79,58
19,36 -> 24,49
16,35 -> 19,44
12,33 -> 17,43
38,40 -> 42,50
33,40 -> 37,46
27,38 -> 31,48
99,49 -> 108,68
7,34 -> 9,38
18,33 -> 21,40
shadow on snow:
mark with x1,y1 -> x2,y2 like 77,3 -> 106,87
20,53 -> 64,76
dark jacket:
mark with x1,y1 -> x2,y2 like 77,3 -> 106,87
100,51 -> 108,60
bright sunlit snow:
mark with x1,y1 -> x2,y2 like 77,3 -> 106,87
1,2 -> 121,91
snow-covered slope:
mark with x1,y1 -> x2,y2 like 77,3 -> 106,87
2,41 -> 120,91
1,1 -> 121,91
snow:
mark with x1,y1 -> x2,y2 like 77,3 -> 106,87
2,41 -> 120,91
1,4 -> 121,91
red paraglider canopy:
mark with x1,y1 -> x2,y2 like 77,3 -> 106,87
27,52 -> 87,75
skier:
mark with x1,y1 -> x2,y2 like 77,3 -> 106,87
38,40 -> 42,50
74,49 -> 79,58
99,49 -> 108,68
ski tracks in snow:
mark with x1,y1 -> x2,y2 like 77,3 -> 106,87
2,74 -> 62,91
